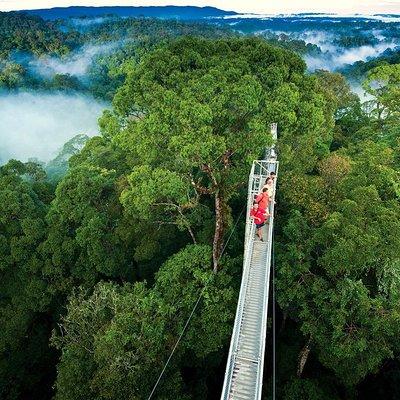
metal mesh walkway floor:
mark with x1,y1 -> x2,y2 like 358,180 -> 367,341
220,155 -> 278,400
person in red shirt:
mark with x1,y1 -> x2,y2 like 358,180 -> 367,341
250,202 -> 269,241
255,188 -> 269,210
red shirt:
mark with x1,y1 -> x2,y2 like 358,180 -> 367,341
250,207 -> 266,224
255,192 -> 269,210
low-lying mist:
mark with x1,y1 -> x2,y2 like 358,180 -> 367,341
0,91 -> 107,164
28,42 -> 121,79
305,41 -> 398,71
252,24 -> 399,73
70,16 -> 114,28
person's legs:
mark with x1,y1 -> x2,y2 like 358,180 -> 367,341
256,223 -> 264,241
255,224 -> 261,240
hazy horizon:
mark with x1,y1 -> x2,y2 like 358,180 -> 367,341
0,0 -> 399,15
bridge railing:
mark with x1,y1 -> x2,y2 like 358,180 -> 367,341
221,218 -> 256,399
255,160 -> 278,399
220,157 -> 278,400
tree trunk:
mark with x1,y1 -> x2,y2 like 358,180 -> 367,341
187,225 -> 197,245
212,190 -> 226,272
297,338 -> 312,377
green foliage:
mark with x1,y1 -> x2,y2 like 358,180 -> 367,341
41,164 -> 131,288
108,36 -> 332,269
85,16 -> 234,43
48,73 -> 83,91
0,61 -> 25,88
335,34 -> 377,48
53,245 -> 235,399
277,125 -> 400,386
0,160 -> 56,399
0,14 -> 234,97
265,33 -> 322,56
282,377 -> 339,400
45,134 -> 90,182
341,48 -> 400,83
314,70 -> 359,119
363,63 -> 400,131
0,12 -> 70,57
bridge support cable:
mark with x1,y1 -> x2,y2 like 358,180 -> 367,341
272,226 -> 276,400
220,127 -> 278,400
147,203 -> 247,400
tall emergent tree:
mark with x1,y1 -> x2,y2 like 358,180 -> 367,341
104,36 -> 328,271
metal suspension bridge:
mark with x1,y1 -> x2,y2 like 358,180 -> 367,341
220,124 -> 278,400
147,125 -> 279,400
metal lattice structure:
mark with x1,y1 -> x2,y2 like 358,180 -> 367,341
220,127 -> 278,400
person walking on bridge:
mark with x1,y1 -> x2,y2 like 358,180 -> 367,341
250,202 -> 269,241
263,177 -> 275,211
255,188 -> 269,210
263,177 -> 274,200
270,171 -> 276,181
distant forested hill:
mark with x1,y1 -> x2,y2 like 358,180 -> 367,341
0,12 -> 234,96
22,5 -> 237,20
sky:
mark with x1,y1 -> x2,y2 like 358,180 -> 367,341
0,0 -> 399,14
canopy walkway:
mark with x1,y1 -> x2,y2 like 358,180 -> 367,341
220,125 -> 278,400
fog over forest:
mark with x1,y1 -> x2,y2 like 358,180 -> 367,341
1,11 -> 399,167
28,42 -> 121,78
0,91 -> 105,163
